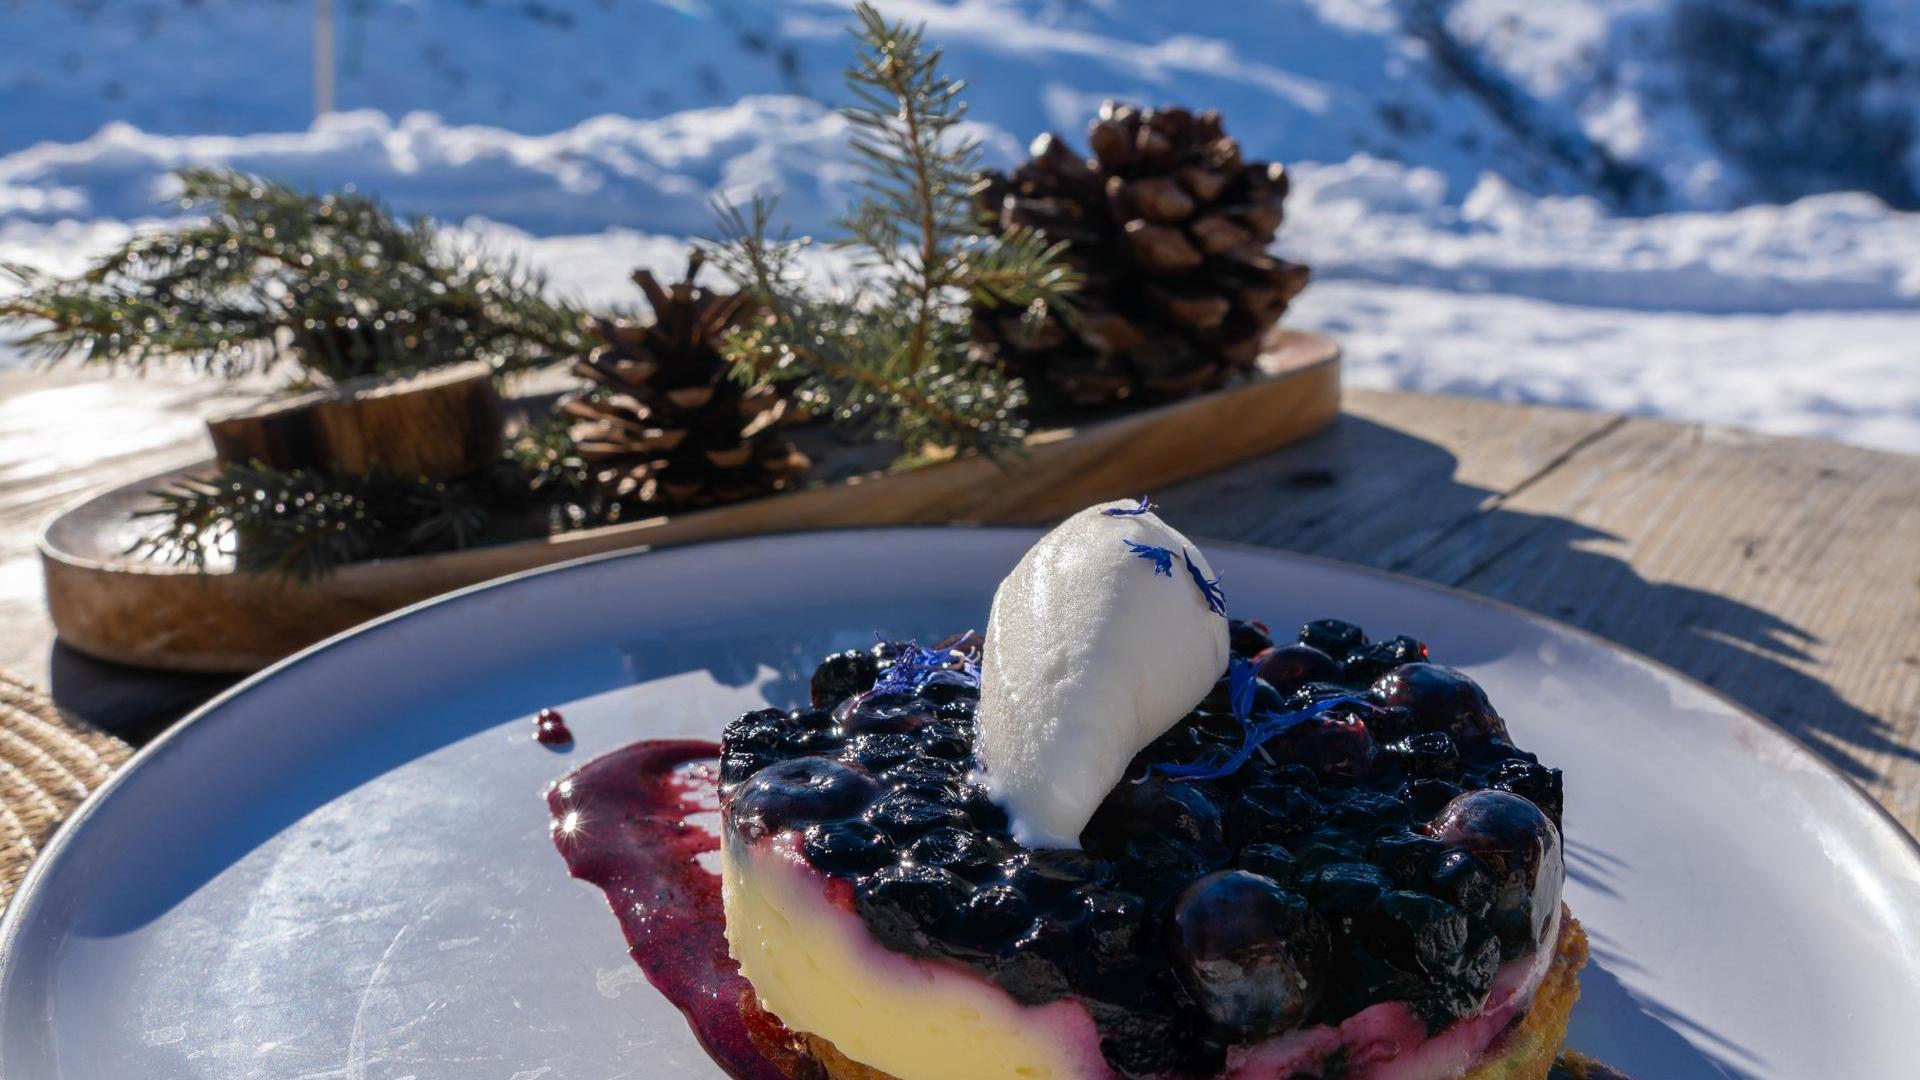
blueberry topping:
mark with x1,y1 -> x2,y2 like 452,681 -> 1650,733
811,649 -> 881,707
1387,730 -> 1462,777
865,788 -> 969,838
1425,790 -> 1563,957
1169,871 -> 1329,1037
724,622 -> 1565,1073
833,687 -> 937,735
1371,663 -> 1509,744
726,756 -> 881,840
802,820 -> 896,875
856,864 -> 970,950
1299,618 -> 1366,657
1343,635 -> 1429,684
1255,643 -> 1342,692
1236,842 -> 1299,885
1228,618 -> 1274,657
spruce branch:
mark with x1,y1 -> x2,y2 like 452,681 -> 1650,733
1,168 -> 588,382
699,3 -> 1079,463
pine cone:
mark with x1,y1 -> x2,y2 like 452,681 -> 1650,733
562,255 -> 808,516
974,102 -> 1310,412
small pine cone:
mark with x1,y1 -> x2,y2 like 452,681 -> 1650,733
562,254 -> 809,517
975,102 -> 1311,413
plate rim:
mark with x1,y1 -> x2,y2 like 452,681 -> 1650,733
5,524 -> 1916,992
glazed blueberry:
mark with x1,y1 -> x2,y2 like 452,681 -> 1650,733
843,732 -> 921,772
1425,848 -> 1497,920
1425,790 -> 1563,957
866,788 -> 970,838
802,820 -> 896,875
723,707 -> 792,754
1491,759 -> 1565,826
1270,712 -> 1376,779
1237,842 -> 1299,885
1082,777 -> 1226,857
877,757 -> 965,799
1374,889 -> 1469,975
1343,635 -> 1429,684
811,649 -> 880,706
1227,783 -> 1320,846
907,826 -> 1002,879
833,687 -> 936,735
998,918 -> 1076,1003
726,756 -> 881,840
1304,861 -> 1392,916
856,864 -> 970,950
1228,618 -> 1274,657
1400,777 -> 1466,820
1386,731 -> 1461,777
1255,643 -> 1342,692
1015,849 -> 1119,902
1074,889 -> 1148,967
911,719 -> 971,760
1370,831 -> 1446,887
958,883 -> 1037,943
1300,618 -> 1367,658
1370,664 -> 1510,744
1168,871 -> 1329,1038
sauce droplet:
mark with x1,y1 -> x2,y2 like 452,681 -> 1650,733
534,707 -> 573,745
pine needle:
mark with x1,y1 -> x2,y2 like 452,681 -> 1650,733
1,168 -> 588,382
699,2 -> 1079,463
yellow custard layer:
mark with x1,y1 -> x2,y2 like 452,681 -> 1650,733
721,831 -> 1112,1080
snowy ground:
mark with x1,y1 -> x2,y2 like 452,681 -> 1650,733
2,1 -> 1916,453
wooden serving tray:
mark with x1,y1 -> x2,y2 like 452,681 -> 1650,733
41,332 -> 1339,672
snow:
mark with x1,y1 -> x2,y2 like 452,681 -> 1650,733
1,0 -> 1916,454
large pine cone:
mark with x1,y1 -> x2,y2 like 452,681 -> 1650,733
562,256 -> 808,516
975,102 -> 1310,413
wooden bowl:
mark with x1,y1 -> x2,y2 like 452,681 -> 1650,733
41,332 -> 1340,672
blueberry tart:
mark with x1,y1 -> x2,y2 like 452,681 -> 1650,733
713,501 -> 1587,1079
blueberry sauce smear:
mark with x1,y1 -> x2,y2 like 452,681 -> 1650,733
546,741 -> 819,1080
718,621 -> 1566,1077
534,707 -> 573,746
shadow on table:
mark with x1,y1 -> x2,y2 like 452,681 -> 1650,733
1159,410 -> 1920,790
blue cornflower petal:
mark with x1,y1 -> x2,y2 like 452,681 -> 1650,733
1101,496 -> 1156,517
873,640 -> 979,694
1228,656 -> 1258,724
1145,693 -> 1371,782
1183,549 -> 1227,616
1122,538 -> 1176,576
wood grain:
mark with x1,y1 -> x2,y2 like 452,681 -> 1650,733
206,361 -> 502,477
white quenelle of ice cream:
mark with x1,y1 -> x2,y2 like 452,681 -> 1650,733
975,499 -> 1230,848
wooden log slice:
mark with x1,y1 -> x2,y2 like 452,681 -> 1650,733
205,361 -> 502,478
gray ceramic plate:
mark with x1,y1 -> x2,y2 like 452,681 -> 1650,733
3,530 -> 1916,1080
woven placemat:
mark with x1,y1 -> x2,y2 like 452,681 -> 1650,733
0,672 -> 131,911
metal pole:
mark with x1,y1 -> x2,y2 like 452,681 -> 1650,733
315,0 -> 336,121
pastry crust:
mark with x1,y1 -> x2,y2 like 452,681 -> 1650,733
773,912 -> 1588,1080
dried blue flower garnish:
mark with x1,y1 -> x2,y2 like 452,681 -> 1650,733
1147,692 -> 1373,782
1183,549 -> 1227,615
1123,539 -> 1176,577
874,640 -> 979,693
1101,496 -> 1155,517
1228,655 -> 1258,723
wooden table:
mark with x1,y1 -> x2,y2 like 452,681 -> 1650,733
4,368 -> 1917,832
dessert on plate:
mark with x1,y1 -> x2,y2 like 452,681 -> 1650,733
550,500 -> 1587,1079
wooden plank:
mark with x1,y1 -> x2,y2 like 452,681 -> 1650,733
1394,415 -> 1920,833
1156,389 -> 1623,568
